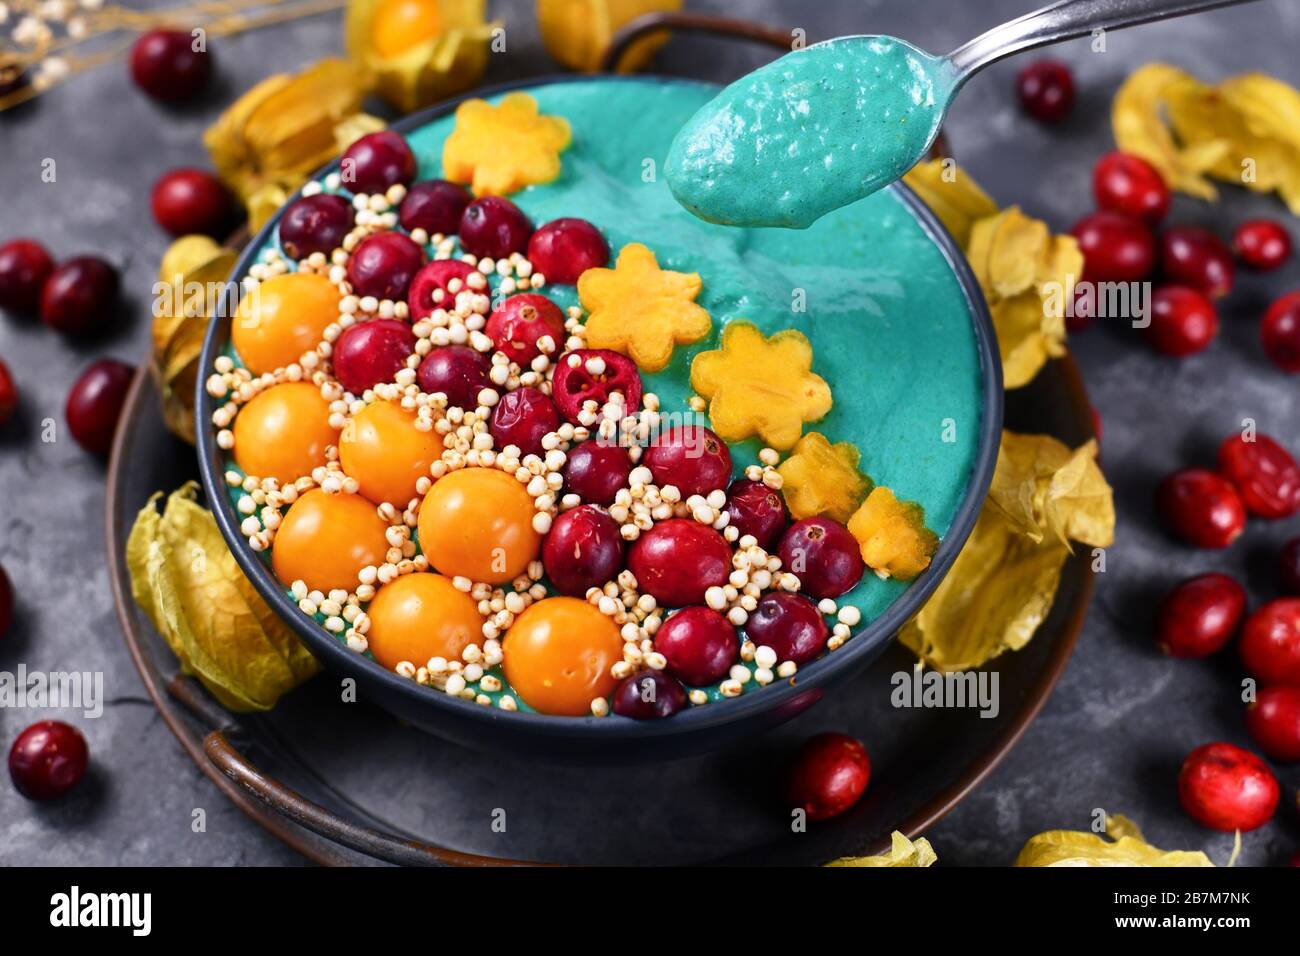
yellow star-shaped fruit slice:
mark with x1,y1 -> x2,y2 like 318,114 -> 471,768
776,432 -> 871,524
847,487 -> 938,581
442,92 -> 571,196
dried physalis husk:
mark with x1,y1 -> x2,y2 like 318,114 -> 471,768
537,0 -> 683,73
903,158 -> 999,249
345,0 -> 498,115
127,483 -> 320,712
898,432 -> 1113,672
826,831 -> 938,868
153,237 -> 239,444
1016,815 -> 1216,867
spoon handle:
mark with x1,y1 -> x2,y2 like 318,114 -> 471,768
948,0 -> 1263,78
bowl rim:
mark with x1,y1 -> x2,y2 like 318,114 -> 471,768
195,73 -> 1005,741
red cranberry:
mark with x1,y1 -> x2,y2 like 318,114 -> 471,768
1159,225 -> 1234,299
346,232 -> 425,301
150,168 -> 235,237
1155,573 -> 1246,658
279,193 -> 354,260
1093,151 -> 1170,224
745,591 -> 829,665
416,345 -> 491,409
1217,432 -> 1300,519
654,606 -> 737,686
612,669 -> 687,719
526,218 -> 609,284
399,180 -> 471,236
562,440 -> 632,506
1245,686 -> 1300,762
627,519 -> 730,608
408,259 -> 476,320
459,196 -> 532,259
332,319 -> 415,395
490,386 -> 559,457
777,518 -> 863,600
1239,599 -> 1300,687
1016,59 -> 1074,123
0,239 -> 54,313
1091,406 -> 1103,445
1146,285 -> 1217,356
541,504 -> 624,597
340,131 -> 416,195
551,349 -> 642,424
40,256 -> 119,335
1156,468 -> 1246,549
724,478 -> 787,551
1072,211 -> 1155,283
0,563 -> 11,640
9,721 -> 88,801
1233,219 -> 1291,271
0,358 -> 17,426
130,29 -> 211,102
1279,538 -> 1300,596
66,359 -> 133,455
1178,742 -> 1279,831
1262,292 -> 1300,373
643,425 -> 732,497
485,293 -> 566,364
786,732 -> 870,822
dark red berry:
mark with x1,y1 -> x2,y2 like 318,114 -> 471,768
1178,742 -> 1278,831
1072,210 -> 1155,283
9,721 -> 88,801
416,345 -> 491,410
40,256 -> 119,335
1245,686 -> 1300,762
724,478 -> 787,551
627,519 -> 730,608
490,386 -> 559,457
526,218 -> 609,284
1156,468 -> 1246,549
1067,283 -> 1096,333
1146,285 -> 1217,356
654,606 -> 737,686
0,358 -> 17,427
1239,599 -> 1300,687
1159,225 -> 1234,299
0,239 -> 54,313
150,168 -> 235,237
485,293 -> 565,364
332,319 -> 415,395
66,359 -> 133,455
1091,406 -> 1103,444
1016,59 -> 1074,123
1093,151 -> 1170,224
562,441 -> 632,506
399,180 -> 471,236
1233,219 -> 1291,271
1279,538 -> 1300,596
340,131 -> 416,195
612,669 -> 686,719
407,259 -> 476,320
786,732 -> 870,822
130,29 -> 211,102
0,563 -> 11,640
278,193 -> 354,260
1155,573 -> 1246,658
1262,292 -> 1300,373
777,518 -> 863,600
346,232 -> 425,301
550,349 -> 641,424
459,196 -> 532,259
643,425 -> 732,497
541,504 -> 624,597
745,591 -> 829,665
1217,432 -> 1300,519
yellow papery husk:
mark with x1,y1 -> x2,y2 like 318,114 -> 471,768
826,831 -> 939,868
537,0 -> 682,74
899,433 -> 1113,672
1016,814 -> 1215,867
346,0 -> 498,114
126,484 -> 320,712
902,159 -> 998,249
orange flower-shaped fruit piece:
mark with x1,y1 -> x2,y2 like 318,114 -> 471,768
690,321 -> 831,450
578,242 -> 711,372
776,431 -> 871,524
847,487 -> 938,581
442,92 -> 571,196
